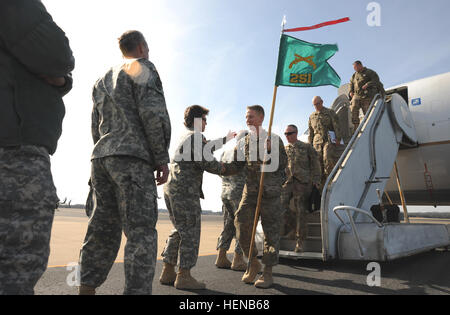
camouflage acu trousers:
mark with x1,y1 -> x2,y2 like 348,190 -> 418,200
161,192 -> 201,270
79,156 -> 158,295
0,146 -> 58,295
313,142 -> 337,187
235,194 -> 282,267
350,97 -> 371,128
216,198 -> 243,255
281,181 -> 311,243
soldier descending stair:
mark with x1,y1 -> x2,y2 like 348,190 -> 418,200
349,60 -> 385,131
281,124 -> 321,252
308,96 -> 343,189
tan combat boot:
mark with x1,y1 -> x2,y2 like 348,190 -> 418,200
215,249 -> 232,269
241,257 -> 261,284
294,239 -> 305,253
231,252 -> 247,271
174,268 -> 206,290
159,262 -> 177,285
254,266 -> 274,289
78,285 -> 96,295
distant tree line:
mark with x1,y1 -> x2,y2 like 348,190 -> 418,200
57,204 -> 220,215
57,204 -> 450,218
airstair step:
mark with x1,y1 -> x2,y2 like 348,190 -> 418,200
306,211 -> 321,223
279,250 -> 323,260
307,223 -> 322,237
280,238 -> 322,253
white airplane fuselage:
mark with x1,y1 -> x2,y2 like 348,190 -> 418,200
263,72 -> 450,261
384,72 -> 450,206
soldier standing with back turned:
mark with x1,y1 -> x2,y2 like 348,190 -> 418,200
78,30 -> 171,295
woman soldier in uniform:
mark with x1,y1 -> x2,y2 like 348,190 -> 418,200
159,105 -> 235,290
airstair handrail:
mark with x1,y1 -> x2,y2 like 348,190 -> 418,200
333,206 -> 384,228
320,94 -> 384,259
321,94 -> 384,201
356,94 -> 387,209
333,205 -> 384,257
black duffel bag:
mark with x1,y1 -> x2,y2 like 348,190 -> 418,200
308,185 -> 321,213
370,204 -> 400,223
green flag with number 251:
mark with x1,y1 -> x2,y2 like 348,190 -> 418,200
275,34 -> 341,88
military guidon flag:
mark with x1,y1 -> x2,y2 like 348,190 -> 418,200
275,17 -> 350,88
245,17 -> 350,271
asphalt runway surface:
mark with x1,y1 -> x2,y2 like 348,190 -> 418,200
36,249 -> 450,295
35,208 -> 449,295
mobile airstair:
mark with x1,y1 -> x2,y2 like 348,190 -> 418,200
321,92 -> 450,261
256,91 -> 450,261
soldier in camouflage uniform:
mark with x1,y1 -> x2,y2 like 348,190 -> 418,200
0,0 -> 74,295
78,31 -> 171,295
308,96 -> 342,189
349,61 -> 385,131
225,105 -> 287,289
159,105 -> 236,290
215,130 -> 248,271
282,125 -> 321,252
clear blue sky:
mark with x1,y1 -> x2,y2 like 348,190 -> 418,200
43,0 -> 450,212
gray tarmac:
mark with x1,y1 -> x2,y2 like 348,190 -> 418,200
35,249 -> 449,295
33,207 -> 450,295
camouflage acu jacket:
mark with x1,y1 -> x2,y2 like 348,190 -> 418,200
308,107 -> 342,145
220,148 -> 246,201
91,58 -> 171,168
285,140 -> 321,185
165,129 -> 226,200
225,130 -> 287,198
350,67 -> 385,100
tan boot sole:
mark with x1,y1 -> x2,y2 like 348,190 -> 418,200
174,280 -> 206,290
254,277 -> 273,289
159,275 -> 176,285
159,267 -> 177,285
254,271 -> 274,289
231,263 -> 247,271
174,274 -> 207,290
241,260 -> 262,284
215,251 -> 232,269
215,260 -> 232,269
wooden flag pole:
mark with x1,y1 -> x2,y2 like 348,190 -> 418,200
245,16 -> 285,275
245,85 -> 279,274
